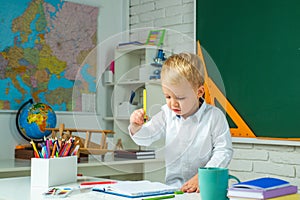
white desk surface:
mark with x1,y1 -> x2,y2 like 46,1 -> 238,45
0,176 -> 200,200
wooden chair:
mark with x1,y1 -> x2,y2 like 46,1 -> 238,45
45,124 -> 115,156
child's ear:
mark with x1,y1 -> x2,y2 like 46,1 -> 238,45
197,85 -> 205,98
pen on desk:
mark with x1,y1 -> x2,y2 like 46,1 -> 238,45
52,188 -> 58,195
80,181 -> 117,186
174,190 -> 184,195
142,194 -> 175,200
143,89 -> 147,123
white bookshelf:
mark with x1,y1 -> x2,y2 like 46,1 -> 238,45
103,45 -> 169,149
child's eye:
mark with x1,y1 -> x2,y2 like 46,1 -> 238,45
176,97 -> 185,100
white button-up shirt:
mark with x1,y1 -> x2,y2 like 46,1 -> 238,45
129,101 -> 233,188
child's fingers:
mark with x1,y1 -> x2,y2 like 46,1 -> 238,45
130,109 -> 145,125
136,109 -> 145,124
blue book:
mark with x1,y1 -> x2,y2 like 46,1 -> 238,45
232,177 -> 290,190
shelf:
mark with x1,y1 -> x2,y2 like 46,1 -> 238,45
147,79 -> 161,84
115,117 -> 130,120
116,80 -> 161,85
116,45 -> 158,52
105,83 -> 114,86
103,117 -> 114,121
117,80 -> 145,85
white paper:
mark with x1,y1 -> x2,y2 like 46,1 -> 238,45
93,180 -> 178,197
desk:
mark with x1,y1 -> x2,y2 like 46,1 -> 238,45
0,176 -> 200,200
0,157 -> 165,182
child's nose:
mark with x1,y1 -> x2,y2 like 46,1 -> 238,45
171,99 -> 179,107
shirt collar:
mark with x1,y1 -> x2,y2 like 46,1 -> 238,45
171,98 -> 207,122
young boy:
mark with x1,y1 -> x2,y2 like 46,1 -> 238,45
129,53 -> 233,193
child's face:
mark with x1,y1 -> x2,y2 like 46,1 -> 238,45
162,79 -> 204,119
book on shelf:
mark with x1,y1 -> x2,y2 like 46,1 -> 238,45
229,193 -> 300,200
227,177 -> 298,199
115,149 -> 155,155
114,149 -> 155,160
92,180 -> 178,198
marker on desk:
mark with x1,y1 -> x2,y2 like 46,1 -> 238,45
174,191 -> 184,194
142,194 -> 175,200
80,181 -> 117,186
143,89 -> 147,123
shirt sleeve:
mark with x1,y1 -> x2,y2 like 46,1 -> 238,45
205,109 -> 233,168
128,110 -> 166,146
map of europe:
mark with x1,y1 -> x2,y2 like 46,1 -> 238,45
0,0 -> 98,111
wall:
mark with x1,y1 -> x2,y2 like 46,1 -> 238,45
230,139 -> 300,187
0,0 -> 128,160
129,0 -> 195,53
129,0 -> 300,186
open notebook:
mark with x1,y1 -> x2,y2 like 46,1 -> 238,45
92,180 -> 178,198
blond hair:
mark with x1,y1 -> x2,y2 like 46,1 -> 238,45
161,53 -> 204,89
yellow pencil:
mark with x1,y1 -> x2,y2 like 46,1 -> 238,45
30,140 -> 40,158
143,89 -> 147,122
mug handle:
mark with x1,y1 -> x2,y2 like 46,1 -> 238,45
229,175 -> 240,183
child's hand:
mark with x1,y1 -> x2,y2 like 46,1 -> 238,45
180,174 -> 199,193
129,108 -> 146,135
130,108 -> 146,125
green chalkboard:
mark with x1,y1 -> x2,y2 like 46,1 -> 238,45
196,0 -> 300,138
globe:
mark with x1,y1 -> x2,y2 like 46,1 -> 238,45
16,99 -> 57,142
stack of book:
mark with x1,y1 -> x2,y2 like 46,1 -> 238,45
114,149 -> 155,160
227,177 -> 299,200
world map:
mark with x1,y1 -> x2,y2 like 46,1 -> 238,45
0,0 -> 98,111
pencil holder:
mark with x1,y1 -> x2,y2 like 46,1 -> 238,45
31,156 -> 77,188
